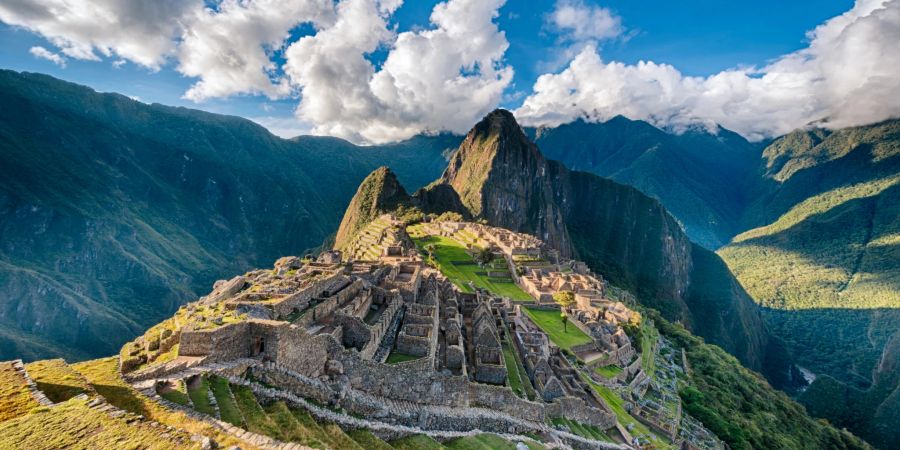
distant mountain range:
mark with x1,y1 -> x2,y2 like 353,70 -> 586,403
0,70 -> 459,361
531,113 -> 900,449
0,70 -> 896,448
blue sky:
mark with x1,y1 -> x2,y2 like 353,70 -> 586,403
2,0 -> 889,143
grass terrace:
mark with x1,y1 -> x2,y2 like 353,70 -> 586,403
0,396 -> 194,449
551,417 -> 614,443
186,376 -> 216,416
409,229 -> 532,301
595,365 -> 623,379
69,357 -> 245,448
385,352 -> 421,364
583,375 -> 673,449
390,434 -> 445,449
24,358 -> 91,403
445,433 -> 548,449
0,361 -> 39,422
522,307 -> 592,351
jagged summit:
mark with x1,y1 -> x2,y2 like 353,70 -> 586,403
333,166 -> 411,251
425,109 -> 572,254
411,108 -> 774,374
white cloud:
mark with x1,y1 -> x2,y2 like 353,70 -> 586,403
548,0 -> 623,42
517,0 -> 900,140
178,0 -> 335,101
0,0 -> 198,69
250,115 -> 314,138
283,0 -> 513,143
29,46 -> 66,67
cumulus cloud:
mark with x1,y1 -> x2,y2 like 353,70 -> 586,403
548,0 -> 623,42
2,0 -> 511,143
0,0 -> 197,69
29,46 -> 66,66
517,0 -> 900,140
179,0 -> 335,101
284,0 -> 513,143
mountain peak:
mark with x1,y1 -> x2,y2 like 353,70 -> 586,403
333,166 -> 410,250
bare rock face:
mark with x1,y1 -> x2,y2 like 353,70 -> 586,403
437,109 -> 572,256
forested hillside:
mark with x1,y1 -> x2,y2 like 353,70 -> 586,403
718,120 -> 900,449
0,70 -> 458,361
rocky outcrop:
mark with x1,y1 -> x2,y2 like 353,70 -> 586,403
431,110 -> 572,255
334,167 -> 411,251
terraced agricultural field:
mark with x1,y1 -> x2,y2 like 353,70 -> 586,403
522,307 -> 592,351
410,231 -> 532,301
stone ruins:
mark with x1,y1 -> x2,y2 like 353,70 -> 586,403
118,215 -> 723,449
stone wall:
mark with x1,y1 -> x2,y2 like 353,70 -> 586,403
274,326 -> 338,378
270,271 -> 344,318
468,383 -> 545,422
179,322 -> 253,361
545,396 -> 616,429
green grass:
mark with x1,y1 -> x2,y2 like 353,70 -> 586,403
321,423 -> 365,449
391,434 -> 446,449
230,383 -> 281,437
594,365 -> 623,378
292,408 -> 337,448
265,401 -> 329,448
157,381 -> 190,406
347,428 -> 394,450
0,361 -> 40,422
208,376 -> 243,426
502,343 -> 525,397
522,307 -> 592,351
186,377 -> 215,416
641,320 -> 658,378
410,232 -> 532,301
386,352 -> 421,364
0,396 -> 194,449
24,358 -> 90,403
551,417 -> 613,442
583,376 -> 672,449
445,433 -> 518,449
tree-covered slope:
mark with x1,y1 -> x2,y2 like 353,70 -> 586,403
526,117 -> 760,248
0,70 -> 458,361
647,310 -> 870,450
718,119 -> 900,449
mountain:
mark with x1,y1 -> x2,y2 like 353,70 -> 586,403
416,109 -> 782,376
0,70 -> 460,362
333,166 -> 410,250
718,119 -> 900,449
525,117 -> 760,249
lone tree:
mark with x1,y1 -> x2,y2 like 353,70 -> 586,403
475,247 -> 495,266
553,291 -> 576,331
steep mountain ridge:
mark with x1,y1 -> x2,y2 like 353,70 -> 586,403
333,166 -> 410,251
718,119 -> 900,449
417,110 -> 775,373
526,117 -> 760,248
0,70 -> 459,361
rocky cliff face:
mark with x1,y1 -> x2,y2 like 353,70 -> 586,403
333,167 -> 410,250
419,109 -> 772,372
439,110 -> 572,255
